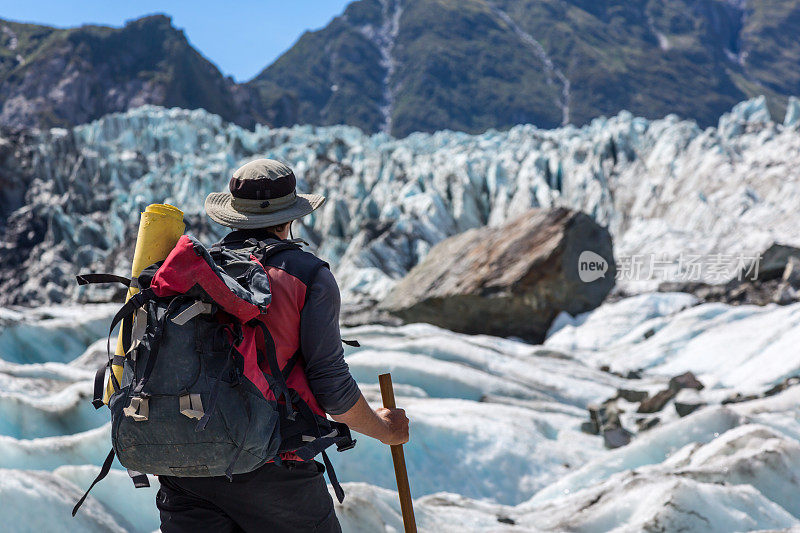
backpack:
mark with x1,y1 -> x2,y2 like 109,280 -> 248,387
72,235 -> 356,516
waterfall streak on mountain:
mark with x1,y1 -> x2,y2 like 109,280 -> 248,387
349,0 -> 403,134
487,2 -> 571,126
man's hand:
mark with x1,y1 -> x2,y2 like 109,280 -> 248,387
331,394 -> 411,445
375,407 -> 410,445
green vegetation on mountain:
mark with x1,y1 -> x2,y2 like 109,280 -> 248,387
254,0 -> 800,136
0,15 -> 246,129
2,1 -> 800,136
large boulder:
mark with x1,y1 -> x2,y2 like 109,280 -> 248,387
380,207 -> 615,342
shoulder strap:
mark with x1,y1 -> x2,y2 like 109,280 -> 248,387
211,239 -> 302,260
251,320 -> 295,420
247,239 -> 303,260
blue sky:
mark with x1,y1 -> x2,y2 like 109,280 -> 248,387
1,1 -> 352,81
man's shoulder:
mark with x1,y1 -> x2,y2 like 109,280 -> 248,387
263,244 -> 328,266
261,245 -> 330,285
215,233 -> 326,264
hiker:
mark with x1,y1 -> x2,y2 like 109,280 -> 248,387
154,159 -> 410,533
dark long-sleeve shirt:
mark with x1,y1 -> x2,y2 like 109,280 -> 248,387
217,229 -> 361,415
298,266 -> 361,414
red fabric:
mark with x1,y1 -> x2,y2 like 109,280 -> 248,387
256,265 -> 326,418
237,326 -> 275,401
248,259 -> 327,463
150,236 -> 261,323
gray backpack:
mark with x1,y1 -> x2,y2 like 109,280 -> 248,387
72,235 -> 355,516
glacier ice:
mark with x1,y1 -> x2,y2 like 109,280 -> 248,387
0,467 -> 127,532
0,305 -> 116,364
786,96 -> 800,129
546,293 -> 800,391
55,466 -> 160,533
0,424 -> 110,471
545,292 -> 699,350
524,470 -> 798,532
334,388 -> 800,532
1,87 -> 800,531
0,296 -> 798,530
344,323 -> 628,407
0,307 -> 113,440
529,406 -> 747,503
656,423 -> 800,518
0,380 -> 104,439
6,97 -> 800,305
332,396 -> 602,505
717,95 -> 772,138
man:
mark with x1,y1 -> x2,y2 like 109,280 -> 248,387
156,159 -> 410,533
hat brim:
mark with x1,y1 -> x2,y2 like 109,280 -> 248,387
204,192 -> 326,229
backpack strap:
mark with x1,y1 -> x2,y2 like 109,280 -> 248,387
281,350 -> 301,381
194,344 -> 233,432
284,389 -> 355,503
71,448 -> 115,516
89,296 -> 149,409
251,320 -> 295,420
321,450 -> 344,503
273,343 -> 356,501
98,287 -> 156,398
90,354 -> 123,409
77,273 -> 142,400
91,364 -> 108,409
129,295 -> 180,398
242,238 -> 303,261
71,450 -> 151,517
127,469 -> 150,488
76,273 -> 131,287
107,288 -> 155,358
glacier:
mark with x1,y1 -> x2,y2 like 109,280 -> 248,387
3,96 -> 800,305
0,292 -> 798,531
546,297 -> 800,391
1,96 -> 799,531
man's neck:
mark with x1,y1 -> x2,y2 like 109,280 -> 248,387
222,227 -> 285,244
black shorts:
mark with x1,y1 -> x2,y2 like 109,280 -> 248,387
157,461 -> 341,533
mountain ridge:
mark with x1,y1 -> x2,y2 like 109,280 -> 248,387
2,1 -> 800,136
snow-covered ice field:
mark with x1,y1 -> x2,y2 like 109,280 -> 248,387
0,293 -> 798,532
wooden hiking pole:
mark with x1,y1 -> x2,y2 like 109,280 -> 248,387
378,373 -> 417,533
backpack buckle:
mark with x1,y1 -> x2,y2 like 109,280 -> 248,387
122,396 -> 149,421
171,301 -> 213,325
331,421 -> 356,452
179,393 -> 205,420
336,438 -> 357,452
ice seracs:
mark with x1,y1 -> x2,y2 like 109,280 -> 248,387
2,97 -> 800,305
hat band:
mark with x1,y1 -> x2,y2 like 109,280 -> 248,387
231,191 -> 298,213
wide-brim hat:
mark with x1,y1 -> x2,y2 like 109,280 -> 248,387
205,159 -> 325,229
